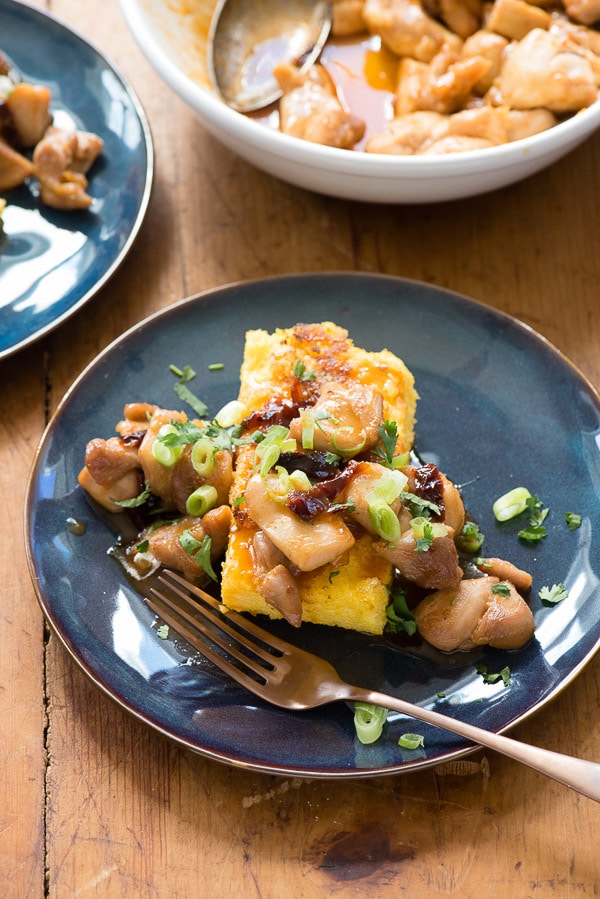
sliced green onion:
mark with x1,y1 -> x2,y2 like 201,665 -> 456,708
152,424 -> 184,467
185,485 -> 218,516
289,469 -> 312,491
392,451 -> 410,469
398,733 -> 425,750
331,427 -> 366,456
258,443 -> 281,478
492,487 -> 532,522
354,703 -> 388,744
372,469 -> 408,505
191,437 -> 217,477
266,467 -> 293,503
368,500 -> 401,543
300,411 -> 315,450
214,399 -> 244,427
410,517 -> 447,539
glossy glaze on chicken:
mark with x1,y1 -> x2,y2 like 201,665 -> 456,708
267,0 -> 600,153
0,50 -> 103,210
78,322 -> 536,654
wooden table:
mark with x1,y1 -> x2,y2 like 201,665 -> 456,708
3,1 -> 600,895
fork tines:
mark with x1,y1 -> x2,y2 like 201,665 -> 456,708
145,569 -> 287,689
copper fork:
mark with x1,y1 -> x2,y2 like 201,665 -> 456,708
146,569 -> 600,801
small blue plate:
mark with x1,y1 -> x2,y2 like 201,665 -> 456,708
0,0 -> 153,360
25,274 -> 600,777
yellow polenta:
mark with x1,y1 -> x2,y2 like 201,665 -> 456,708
220,322 -> 418,634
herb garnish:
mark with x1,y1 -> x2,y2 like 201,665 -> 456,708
476,663 -> 511,686
539,583 -> 569,605
179,531 -> 217,582
169,364 -> 209,418
386,590 -> 417,636
565,512 -> 582,531
491,582 -> 511,597
114,481 -> 151,508
293,360 -> 316,381
518,495 -> 549,543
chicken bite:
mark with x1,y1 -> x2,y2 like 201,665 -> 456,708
495,27 -> 599,113
273,62 -> 366,149
32,125 -> 103,210
414,576 -> 535,651
363,0 -> 462,62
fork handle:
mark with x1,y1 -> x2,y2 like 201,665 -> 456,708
350,687 -> 600,802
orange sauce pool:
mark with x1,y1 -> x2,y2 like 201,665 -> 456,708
250,35 -> 398,151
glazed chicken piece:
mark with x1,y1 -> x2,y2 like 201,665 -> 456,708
137,407 -> 233,514
486,0 -> 551,42
273,62 -> 365,149
562,0 -> 600,25
496,28 -> 599,112
426,0 -> 482,40
0,136 -> 33,190
331,0 -> 367,35
288,380 -> 384,455
5,82 -> 52,148
395,47 -> 492,115
365,110 -> 449,153
375,528 -> 463,589
79,404 -> 233,516
363,0 -> 462,63
78,436 -> 143,512
460,30 -> 509,93
32,125 -> 103,210
141,506 -> 232,584
244,472 -> 355,572
414,575 -> 535,651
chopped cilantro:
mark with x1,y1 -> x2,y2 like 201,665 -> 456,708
328,570 -> 340,584
170,363 -> 209,418
565,512 -> 582,531
415,521 -> 434,553
386,590 -> 417,636
114,482 -> 151,508
539,583 -> 569,605
401,490 -> 441,519
491,582 -> 511,597
374,420 -> 399,469
476,662 -> 511,686
293,360 -> 316,381
518,495 -> 548,543
136,539 -> 149,553
179,531 -> 218,582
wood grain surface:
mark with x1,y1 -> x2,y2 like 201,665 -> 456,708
2,1 -> 600,896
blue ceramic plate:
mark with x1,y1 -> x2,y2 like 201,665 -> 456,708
0,0 -> 152,360
25,274 -> 600,777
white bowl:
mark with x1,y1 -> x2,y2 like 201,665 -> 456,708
119,0 -> 600,204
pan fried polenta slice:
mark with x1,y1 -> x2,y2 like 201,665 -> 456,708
220,322 -> 418,635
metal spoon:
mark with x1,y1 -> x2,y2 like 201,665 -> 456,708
208,0 -> 333,113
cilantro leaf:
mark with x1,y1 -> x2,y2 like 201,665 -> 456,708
114,481 -> 151,508
386,590 -> 417,636
415,522 -> 434,553
179,531 -> 218,582
293,360 -> 316,381
476,663 -> 511,686
374,420 -> 399,469
565,512 -> 582,531
170,363 -> 209,418
491,582 -> 511,597
539,583 -> 569,605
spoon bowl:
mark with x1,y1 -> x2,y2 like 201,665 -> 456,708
208,0 -> 332,112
